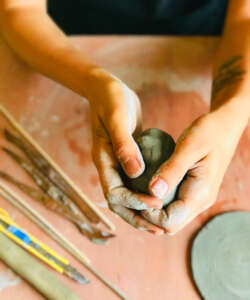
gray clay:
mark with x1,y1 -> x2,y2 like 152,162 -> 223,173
123,128 -> 178,206
191,211 -> 250,300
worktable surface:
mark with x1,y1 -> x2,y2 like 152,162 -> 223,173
0,35 -> 249,300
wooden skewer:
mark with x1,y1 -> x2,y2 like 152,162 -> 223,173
0,104 -> 115,231
0,182 -> 90,266
0,182 -> 128,300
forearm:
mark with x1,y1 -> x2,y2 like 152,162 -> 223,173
211,0 -> 250,126
0,4 -> 114,101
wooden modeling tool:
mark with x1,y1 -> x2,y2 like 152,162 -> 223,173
0,183 -> 128,300
0,104 -> 115,231
0,232 -> 84,300
0,208 -> 89,284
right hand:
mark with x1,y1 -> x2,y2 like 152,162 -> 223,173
89,71 -> 164,234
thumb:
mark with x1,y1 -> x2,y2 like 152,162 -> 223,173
109,123 -> 145,179
149,144 -> 198,199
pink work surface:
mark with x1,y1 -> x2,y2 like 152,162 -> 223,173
0,35 -> 249,300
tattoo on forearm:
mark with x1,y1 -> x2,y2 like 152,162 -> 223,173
212,55 -> 245,99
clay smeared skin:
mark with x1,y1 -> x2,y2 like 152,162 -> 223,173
122,128 -> 178,207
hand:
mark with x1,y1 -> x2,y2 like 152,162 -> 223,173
145,107 -> 246,235
90,72 -> 164,234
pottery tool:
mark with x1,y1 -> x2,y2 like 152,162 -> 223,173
0,103 -> 115,231
0,182 -> 128,300
0,232 -> 85,300
0,208 -> 89,284
0,149 -> 114,244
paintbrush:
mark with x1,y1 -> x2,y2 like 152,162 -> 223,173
0,183 -> 128,300
0,208 -> 89,284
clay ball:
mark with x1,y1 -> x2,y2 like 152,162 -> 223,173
122,128 -> 178,207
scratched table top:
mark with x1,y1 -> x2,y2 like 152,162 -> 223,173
0,35 -> 249,300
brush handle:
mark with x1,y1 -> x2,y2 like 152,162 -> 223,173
0,232 -> 84,300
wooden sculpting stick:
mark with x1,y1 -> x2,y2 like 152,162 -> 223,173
0,104 -> 115,231
0,182 -> 128,300
0,232 -> 84,300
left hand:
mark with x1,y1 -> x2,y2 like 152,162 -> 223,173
145,106 -> 246,235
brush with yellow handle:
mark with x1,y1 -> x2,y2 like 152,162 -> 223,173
0,208 -> 89,284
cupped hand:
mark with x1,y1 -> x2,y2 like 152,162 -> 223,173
145,107 -> 245,235
90,73 -> 164,234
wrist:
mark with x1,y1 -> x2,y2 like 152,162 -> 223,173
43,45 -> 121,103
210,96 -> 249,137
80,67 -> 123,103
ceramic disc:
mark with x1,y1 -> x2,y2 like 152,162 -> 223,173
191,211 -> 250,300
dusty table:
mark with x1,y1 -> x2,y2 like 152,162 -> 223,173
0,35 -> 249,300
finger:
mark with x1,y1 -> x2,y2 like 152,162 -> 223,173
164,174 -> 214,235
106,95 -> 145,179
148,139 -> 201,199
107,187 -> 162,210
141,208 -> 168,228
92,119 -> 162,210
111,204 -> 165,235
93,142 -> 162,209
109,118 -> 145,178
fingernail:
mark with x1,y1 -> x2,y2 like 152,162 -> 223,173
167,232 -> 175,236
150,177 -> 168,199
152,229 -> 164,235
137,227 -> 147,231
122,158 -> 141,178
